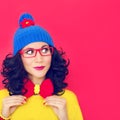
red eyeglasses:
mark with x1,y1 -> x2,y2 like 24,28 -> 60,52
19,46 -> 54,58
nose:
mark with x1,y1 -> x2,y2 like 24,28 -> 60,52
35,51 -> 43,62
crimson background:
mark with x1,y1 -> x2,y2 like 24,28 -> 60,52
0,0 -> 120,120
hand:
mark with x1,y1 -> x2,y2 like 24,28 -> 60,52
44,95 -> 68,120
1,95 -> 26,118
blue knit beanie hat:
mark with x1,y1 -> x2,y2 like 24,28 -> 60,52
13,13 -> 54,55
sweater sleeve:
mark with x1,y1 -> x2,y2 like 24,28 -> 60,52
63,90 -> 84,120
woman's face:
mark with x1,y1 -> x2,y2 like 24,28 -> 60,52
20,42 -> 52,81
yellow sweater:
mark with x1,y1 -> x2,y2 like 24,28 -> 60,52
0,89 -> 83,120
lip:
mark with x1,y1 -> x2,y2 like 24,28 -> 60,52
34,66 -> 45,70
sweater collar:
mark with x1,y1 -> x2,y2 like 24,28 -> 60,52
23,78 -> 54,98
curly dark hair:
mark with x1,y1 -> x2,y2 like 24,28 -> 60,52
1,47 -> 70,96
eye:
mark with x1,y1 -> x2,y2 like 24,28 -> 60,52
41,47 -> 50,53
25,49 -> 34,55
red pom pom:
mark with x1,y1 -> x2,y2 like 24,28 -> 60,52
20,19 -> 35,28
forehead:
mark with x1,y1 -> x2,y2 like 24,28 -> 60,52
23,42 -> 49,49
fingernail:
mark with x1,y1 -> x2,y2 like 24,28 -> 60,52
43,99 -> 46,102
22,101 -> 26,104
43,100 -> 45,104
43,100 -> 48,105
43,103 -> 47,105
24,97 -> 27,101
24,96 -> 27,99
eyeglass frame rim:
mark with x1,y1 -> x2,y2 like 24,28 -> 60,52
19,46 -> 54,58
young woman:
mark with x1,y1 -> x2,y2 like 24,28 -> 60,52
0,13 -> 83,120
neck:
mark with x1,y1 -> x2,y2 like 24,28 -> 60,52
28,75 -> 45,85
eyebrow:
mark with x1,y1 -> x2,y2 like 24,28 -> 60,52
41,45 -> 49,48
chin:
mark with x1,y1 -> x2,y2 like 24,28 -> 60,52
34,74 -> 46,79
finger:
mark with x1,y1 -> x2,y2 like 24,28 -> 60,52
45,95 -> 61,99
44,101 -> 60,108
3,96 -> 26,103
44,96 -> 66,104
6,99 -> 26,104
3,98 -> 26,107
4,95 -> 26,101
3,101 -> 26,108
45,95 -> 64,101
6,101 -> 24,106
44,100 -> 66,109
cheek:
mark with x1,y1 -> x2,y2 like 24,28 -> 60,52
45,57 -> 52,67
21,57 -> 32,70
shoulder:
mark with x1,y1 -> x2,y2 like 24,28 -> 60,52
63,89 -> 77,97
62,89 -> 78,101
0,89 -> 9,99
0,89 -> 9,94
62,89 -> 84,119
